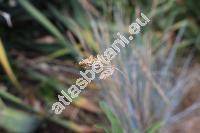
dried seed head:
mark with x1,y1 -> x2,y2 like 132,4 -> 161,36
79,55 -> 97,68
99,66 -> 115,80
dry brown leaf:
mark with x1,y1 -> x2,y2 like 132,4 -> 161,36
0,39 -> 21,90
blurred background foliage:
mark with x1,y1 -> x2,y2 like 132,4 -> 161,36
0,0 -> 199,133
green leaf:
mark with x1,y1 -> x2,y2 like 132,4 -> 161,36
95,124 -> 110,133
146,121 -> 164,133
0,89 -> 35,112
17,0 -> 78,57
0,89 -> 23,105
99,101 -> 124,133
0,107 -> 40,133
